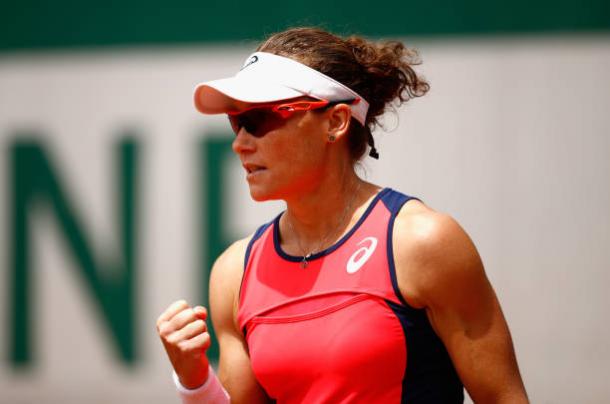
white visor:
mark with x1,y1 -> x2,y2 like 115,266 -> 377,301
193,52 -> 370,126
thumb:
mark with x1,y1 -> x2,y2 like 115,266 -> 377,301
193,305 -> 208,320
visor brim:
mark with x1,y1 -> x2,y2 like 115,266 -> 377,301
194,77 -> 308,114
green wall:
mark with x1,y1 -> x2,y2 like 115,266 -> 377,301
2,0 -> 609,52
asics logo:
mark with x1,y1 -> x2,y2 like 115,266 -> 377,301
241,55 -> 259,70
346,237 -> 378,274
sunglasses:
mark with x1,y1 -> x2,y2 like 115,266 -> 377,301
227,98 -> 359,137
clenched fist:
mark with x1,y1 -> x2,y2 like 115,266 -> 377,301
157,300 -> 211,389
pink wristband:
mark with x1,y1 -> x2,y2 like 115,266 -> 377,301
173,365 -> 230,404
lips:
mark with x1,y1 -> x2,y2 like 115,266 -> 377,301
243,163 -> 266,174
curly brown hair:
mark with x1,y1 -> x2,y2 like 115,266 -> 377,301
257,27 -> 430,161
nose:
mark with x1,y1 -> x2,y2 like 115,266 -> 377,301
231,126 -> 256,155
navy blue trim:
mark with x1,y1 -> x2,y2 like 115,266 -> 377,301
382,189 -> 423,308
385,299 -> 464,403
383,190 -> 463,402
239,221 -> 273,339
239,221 -> 273,299
244,222 -> 273,270
273,187 -> 392,264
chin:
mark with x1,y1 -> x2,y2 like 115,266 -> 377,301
248,183 -> 282,202
249,191 -> 269,202
247,184 -> 276,202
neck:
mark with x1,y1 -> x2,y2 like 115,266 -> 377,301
280,166 -> 376,255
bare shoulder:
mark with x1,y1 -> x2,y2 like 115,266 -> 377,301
393,199 -> 485,309
209,235 -> 253,332
394,199 -> 477,260
210,236 -> 252,289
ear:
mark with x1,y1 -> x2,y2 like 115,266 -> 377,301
326,103 -> 352,142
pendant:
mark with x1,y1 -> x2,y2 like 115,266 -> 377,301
300,253 -> 312,269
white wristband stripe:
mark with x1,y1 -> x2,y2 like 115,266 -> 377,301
173,365 -> 230,404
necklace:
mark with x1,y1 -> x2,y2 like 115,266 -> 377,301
285,182 -> 361,269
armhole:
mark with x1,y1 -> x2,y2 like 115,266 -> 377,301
384,191 -> 465,402
382,190 -> 423,309
239,221 -> 274,299
238,220 -> 274,337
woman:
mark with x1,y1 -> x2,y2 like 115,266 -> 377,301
156,27 -> 528,403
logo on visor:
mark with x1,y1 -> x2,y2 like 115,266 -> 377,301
241,55 -> 259,71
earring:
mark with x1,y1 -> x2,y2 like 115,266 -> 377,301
328,135 -> 336,142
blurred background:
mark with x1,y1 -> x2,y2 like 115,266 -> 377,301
1,1 -> 609,403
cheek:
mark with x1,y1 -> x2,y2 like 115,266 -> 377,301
277,141 -> 327,194
267,120 -> 324,165
275,131 -> 324,172
291,119 -> 327,160
250,117 -> 328,198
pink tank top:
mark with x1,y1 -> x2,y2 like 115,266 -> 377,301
237,188 -> 464,403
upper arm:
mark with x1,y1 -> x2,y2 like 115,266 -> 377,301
394,205 -> 528,403
209,237 -> 271,404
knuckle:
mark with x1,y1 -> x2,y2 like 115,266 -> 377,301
184,308 -> 196,320
201,332 -> 212,349
172,300 -> 189,313
178,307 -> 195,321
157,322 -> 171,337
177,340 -> 193,354
166,333 -> 181,346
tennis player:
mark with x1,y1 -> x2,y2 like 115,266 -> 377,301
156,27 -> 528,403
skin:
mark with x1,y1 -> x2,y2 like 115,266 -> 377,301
157,100 -> 529,403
